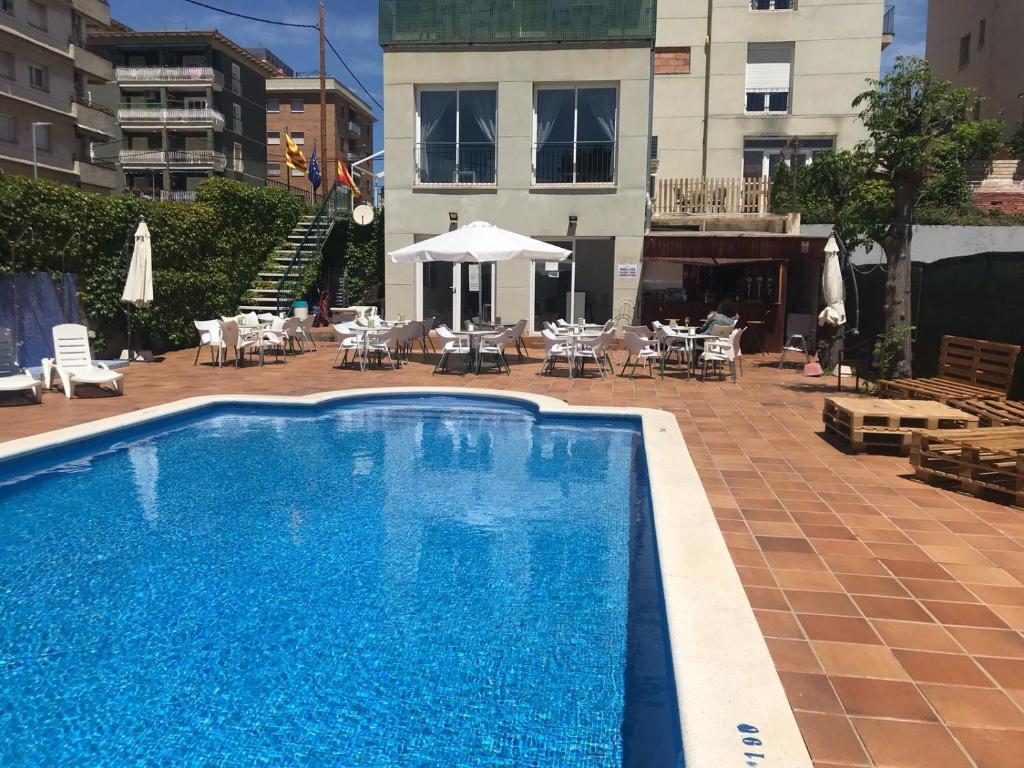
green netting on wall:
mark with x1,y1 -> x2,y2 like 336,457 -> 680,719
380,0 -> 656,46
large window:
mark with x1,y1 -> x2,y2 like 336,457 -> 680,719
290,98 -> 304,113
742,136 -> 834,179
267,131 -> 280,145
28,63 -> 48,92
745,43 -> 792,114
0,113 -> 15,143
750,0 -> 794,9
533,238 -> 615,330
0,50 -> 13,80
416,88 -> 496,185
534,86 -> 617,185
27,0 -> 46,30
266,98 -> 279,113
232,103 -> 242,134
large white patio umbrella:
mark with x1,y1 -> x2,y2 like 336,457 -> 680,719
389,221 -> 573,320
818,234 -> 846,327
121,217 -> 153,362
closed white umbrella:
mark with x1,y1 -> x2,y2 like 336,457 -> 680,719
388,221 -> 571,264
818,235 -> 846,327
122,218 -> 153,307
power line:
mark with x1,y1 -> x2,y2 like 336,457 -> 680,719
181,0 -> 317,29
324,36 -> 383,112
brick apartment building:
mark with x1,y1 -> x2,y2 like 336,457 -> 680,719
264,76 -> 375,201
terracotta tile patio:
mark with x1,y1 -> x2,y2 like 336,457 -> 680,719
3,343 -> 1023,768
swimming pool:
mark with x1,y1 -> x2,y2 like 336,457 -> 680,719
0,394 -> 683,765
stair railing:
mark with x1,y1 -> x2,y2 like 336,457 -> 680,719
275,181 -> 345,315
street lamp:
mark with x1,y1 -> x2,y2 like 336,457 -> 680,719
31,121 -> 52,180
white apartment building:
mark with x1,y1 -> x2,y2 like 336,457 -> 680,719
652,0 -> 893,184
0,0 -> 118,192
380,0 -> 654,331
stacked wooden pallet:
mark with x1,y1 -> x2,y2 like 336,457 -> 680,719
823,397 -> 979,455
911,428 -> 1024,508
950,398 -> 1024,427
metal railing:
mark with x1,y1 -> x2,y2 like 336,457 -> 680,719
745,88 -> 790,114
267,177 -> 322,205
276,181 -> 346,314
115,66 -> 225,87
72,92 -> 114,115
883,5 -> 896,36
380,0 -> 655,46
750,0 -> 796,9
533,141 -> 615,185
117,105 -> 225,129
160,190 -> 196,201
119,149 -> 226,170
415,142 -> 496,185
654,177 -> 773,215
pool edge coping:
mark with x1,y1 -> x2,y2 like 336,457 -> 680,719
0,387 -> 812,768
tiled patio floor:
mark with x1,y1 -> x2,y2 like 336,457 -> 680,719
3,344 -> 1023,768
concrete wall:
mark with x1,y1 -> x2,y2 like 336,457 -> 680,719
382,45 -> 652,326
653,0 -> 884,180
803,224 -> 1024,265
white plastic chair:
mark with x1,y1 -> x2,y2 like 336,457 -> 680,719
478,329 -> 514,374
620,331 -> 662,379
193,319 -> 220,365
0,327 -> 42,403
44,323 -> 124,398
280,316 -> 302,353
574,329 -> 615,378
700,327 -> 742,382
365,325 -> 402,370
433,325 -> 471,375
332,322 -> 362,369
508,318 -> 528,360
538,329 -> 571,376
294,315 -> 317,352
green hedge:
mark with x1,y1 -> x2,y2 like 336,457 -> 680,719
0,174 -> 307,352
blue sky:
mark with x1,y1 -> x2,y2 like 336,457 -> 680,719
109,0 -> 929,155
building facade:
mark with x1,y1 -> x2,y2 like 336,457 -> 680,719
0,0 -> 118,192
89,29 -> 278,199
652,0 -> 893,185
380,0 -> 654,331
926,0 -> 1024,131
264,77 -> 375,200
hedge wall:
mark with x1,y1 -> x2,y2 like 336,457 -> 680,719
0,174 -> 307,352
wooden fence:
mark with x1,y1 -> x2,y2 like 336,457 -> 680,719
654,177 -> 772,215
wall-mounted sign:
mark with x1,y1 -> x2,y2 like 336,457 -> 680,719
543,261 -> 561,274
616,263 -> 639,279
467,264 -> 480,292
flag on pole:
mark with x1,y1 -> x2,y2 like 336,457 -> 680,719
308,145 -> 321,192
336,158 -> 362,199
284,131 -> 307,173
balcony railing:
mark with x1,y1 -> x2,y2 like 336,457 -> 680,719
115,66 -> 225,89
883,5 -> 896,37
380,0 -> 655,46
119,149 -> 227,170
415,142 -> 496,185
533,141 -> 615,185
654,177 -> 773,215
745,88 -> 790,114
117,105 -> 225,130
750,0 -> 796,9
160,190 -> 196,201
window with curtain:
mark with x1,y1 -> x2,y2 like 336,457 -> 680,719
417,88 -> 496,185
534,86 -> 617,185
745,43 -> 793,114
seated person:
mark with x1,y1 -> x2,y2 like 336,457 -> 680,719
700,301 -> 739,334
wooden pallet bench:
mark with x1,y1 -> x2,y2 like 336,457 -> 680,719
823,397 -> 979,455
911,427 -> 1024,507
950,398 -> 1024,427
878,336 -> 1021,405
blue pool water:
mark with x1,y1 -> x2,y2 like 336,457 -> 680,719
0,395 -> 681,766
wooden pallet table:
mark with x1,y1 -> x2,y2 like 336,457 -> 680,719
950,398 -> 1024,427
877,378 -> 1005,404
911,427 -> 1024,508
823,397 -> 980,455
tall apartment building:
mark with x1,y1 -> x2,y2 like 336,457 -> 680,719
0,0 -> 118,192
263,77 -> 375,200
380,0 -> 654,330
926,0 -> 1024,130
652,0 -> 893,184
88,29 -> 278,199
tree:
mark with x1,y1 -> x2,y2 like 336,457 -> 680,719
843,57 -> 1002,375
1010,121 -> 1024,161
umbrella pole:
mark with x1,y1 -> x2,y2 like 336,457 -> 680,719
569,252 -> 576,323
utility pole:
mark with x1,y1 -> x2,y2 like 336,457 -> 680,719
319,0 -> 327,190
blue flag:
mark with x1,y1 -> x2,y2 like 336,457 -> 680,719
308,145 -> 321,191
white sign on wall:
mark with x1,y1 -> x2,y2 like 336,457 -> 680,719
468,264 -> 480,291
616,263 -> 639,279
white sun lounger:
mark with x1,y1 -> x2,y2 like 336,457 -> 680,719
0,327 -> 43,403
42,323 -> 124,399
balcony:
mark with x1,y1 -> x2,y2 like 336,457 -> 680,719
750,0 -> 795,9
653,177 -> 772,216
115,67 -> 225,90
882,5 -> 896,50
70,45 -> 113,82
533,141 -> 616,186
117,105 -> 225,130
119,149 -> 227,171
74,158 -> 118,190
745,88 -> 790,115
72,0 -> 111,25
380,0 -> 655,46
415,142 -> 495,185
72,97 -> 119,139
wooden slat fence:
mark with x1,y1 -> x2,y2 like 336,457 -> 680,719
654,177 -> 772,215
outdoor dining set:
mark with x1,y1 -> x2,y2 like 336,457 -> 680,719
193,313 -> 319,367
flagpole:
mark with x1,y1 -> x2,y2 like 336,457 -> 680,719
319,0 -> 327,198
285,124 -> 292,195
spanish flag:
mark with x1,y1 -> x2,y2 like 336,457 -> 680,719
284,131 -> 307,173
336,158 -> 362,199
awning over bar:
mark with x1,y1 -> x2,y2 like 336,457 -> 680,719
644,232 -> 828,265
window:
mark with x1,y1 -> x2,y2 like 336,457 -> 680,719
33,122 -> 50,151
267,162 -> 280,177
290,98 -> 304,113
0,0 -> 12,15
291,131 -> 304,145
417,88 -> 496,184
291,167 -> 303,176
232,141 -> 243,173
266,98 -> 279,113
27,0 -> 46,30
532,239 -> 615,330
232,102 -> 242,134
0,50 -> 13,80
0,113 -> 15,142
742,136 -> 834,179
28,63 -> 48,92
959,35 -> 971,67
230,62 -> 241,95
979,19 -> 986,49
534,86 -> 617,185
750,0 -> 794,9
745,43 -> 792,113
267,131 -> 280,145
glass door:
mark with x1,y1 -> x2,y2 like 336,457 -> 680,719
459,264 -> 493,326
422,262 -> 454,328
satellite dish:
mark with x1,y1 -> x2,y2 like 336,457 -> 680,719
353,205 -> 374,226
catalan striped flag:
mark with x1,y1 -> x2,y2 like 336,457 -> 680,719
336,158 -> 362,199
284,131 -> 307,173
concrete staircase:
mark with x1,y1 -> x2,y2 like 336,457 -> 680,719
967,159 -> 1024,189
238,214 -> 334,314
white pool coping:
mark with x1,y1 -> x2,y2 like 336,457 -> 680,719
0,387 -> 812,768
